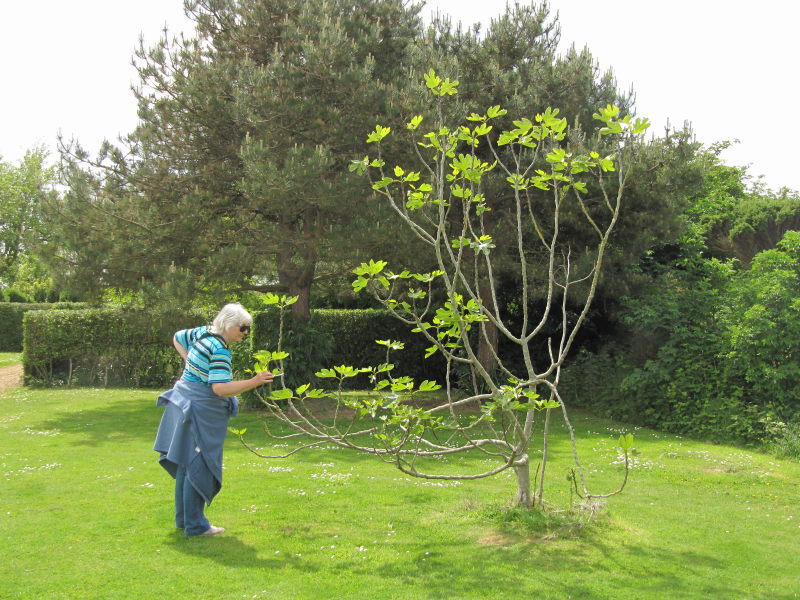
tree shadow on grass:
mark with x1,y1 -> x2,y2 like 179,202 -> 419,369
166,530 -> 298,571
27,397 -> 162,447
348,522 -> 738,599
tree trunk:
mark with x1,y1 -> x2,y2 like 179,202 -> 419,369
513,458 -> 532,508
536,408 -> 552,508
477,282 -> 498,374
288,278 -> 312,318
277,247 -> 316,319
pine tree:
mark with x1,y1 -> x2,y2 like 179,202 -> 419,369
52,0 -> 423,313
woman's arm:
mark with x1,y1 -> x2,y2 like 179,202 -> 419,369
173,335 -> 188,361
211,370 -> 274,397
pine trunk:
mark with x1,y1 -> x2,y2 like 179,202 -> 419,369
277,248 -> 316,320
288,280 -> 312,318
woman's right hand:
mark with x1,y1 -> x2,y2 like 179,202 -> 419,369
251,370 -> 275,386
212,371 -> 275,397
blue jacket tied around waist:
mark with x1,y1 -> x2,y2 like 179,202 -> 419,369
153,379 -> 239,505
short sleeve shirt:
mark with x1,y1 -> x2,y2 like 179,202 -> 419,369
175,326 -> 233,386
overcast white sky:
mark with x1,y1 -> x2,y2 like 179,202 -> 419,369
1,0 -> 798,191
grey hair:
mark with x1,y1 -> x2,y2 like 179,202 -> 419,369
209,303 -> 252,334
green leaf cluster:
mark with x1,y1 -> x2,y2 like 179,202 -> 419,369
479,384 -> 560,419
423,69 -> 459,96
593,104 -> 651,136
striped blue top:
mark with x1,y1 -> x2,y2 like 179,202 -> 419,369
175,326 -> 233,386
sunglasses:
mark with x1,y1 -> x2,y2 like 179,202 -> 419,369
239,325 -> 251,334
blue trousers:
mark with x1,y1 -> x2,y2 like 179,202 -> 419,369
175,464 -> 211,536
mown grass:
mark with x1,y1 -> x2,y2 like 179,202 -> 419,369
1,385 -> 798,599
0,352 -> 21,367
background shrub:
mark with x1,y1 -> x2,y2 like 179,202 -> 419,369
765,421 -> 800,459
0,302 -> 87,352
23,307 -> 204,387
20,307 -> 446,393
559,347 -> 633,420
252,308 -> 447,390
562,231 -> 800,445
4,288 -> 31,303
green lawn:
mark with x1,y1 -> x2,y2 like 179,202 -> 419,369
1,385 -> 798,599
0,352 -> 21,367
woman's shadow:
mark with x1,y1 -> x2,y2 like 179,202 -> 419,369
166,530 -> 291,570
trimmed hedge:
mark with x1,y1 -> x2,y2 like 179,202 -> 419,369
21,306 -> 447,392
0,302 -> 88,352
252,308 -> 447,390
23,307 -> 205,388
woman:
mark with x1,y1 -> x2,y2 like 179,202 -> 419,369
153,303 -> 273,536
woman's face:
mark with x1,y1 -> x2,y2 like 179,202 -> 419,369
225,323 -> 250,344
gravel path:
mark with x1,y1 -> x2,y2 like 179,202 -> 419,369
0,364 -> 23,393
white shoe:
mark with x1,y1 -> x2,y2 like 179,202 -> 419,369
200,525 -> 225,536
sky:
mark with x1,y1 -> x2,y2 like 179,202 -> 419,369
1,0 -> 798,192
